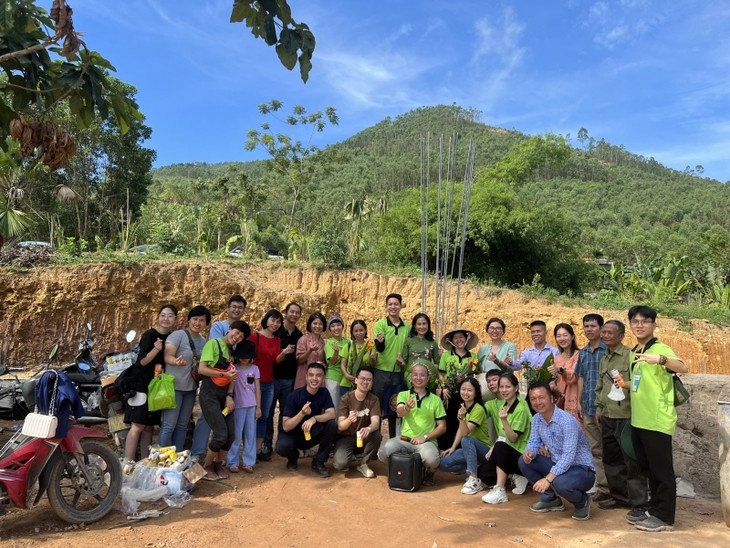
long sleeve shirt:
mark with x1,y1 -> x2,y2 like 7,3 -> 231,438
525,407 -> 595,476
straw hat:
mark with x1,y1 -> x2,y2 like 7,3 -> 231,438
440,327 -> 479,351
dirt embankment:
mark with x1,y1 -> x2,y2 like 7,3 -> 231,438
2,260 -> 729,373
2,261 -> 729,497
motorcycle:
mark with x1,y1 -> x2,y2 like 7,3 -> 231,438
0,366 -> 29,419
61,322 -> 104,419
0,372 -> 121,523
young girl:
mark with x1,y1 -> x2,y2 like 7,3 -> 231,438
481,373 -> 532,504
398,313 -> 440,391
437,377 -> 491,495
227,340 -> 261,473
324,315 -> 350,417
549,323 -> 581,426
340,320 -> 374,396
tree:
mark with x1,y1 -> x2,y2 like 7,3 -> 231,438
244,100 -> 339,231
229,0 -> 316,82
1,1 -> 142,163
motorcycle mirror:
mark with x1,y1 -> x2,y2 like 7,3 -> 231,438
126,330 -> 137,343
48,342 -> 60,361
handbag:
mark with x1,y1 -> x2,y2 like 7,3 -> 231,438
673,373 -> 690,406
22,371 -> 59,438
185,329 -> 203,383
148,373 -> 177,412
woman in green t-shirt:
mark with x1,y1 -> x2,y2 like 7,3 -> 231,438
437,378 -> 491,495
481,372 -> 533,504
397,313 -> 440,391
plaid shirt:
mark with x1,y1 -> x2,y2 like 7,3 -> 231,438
526,407 -> 595,476
576,342 -> 607,416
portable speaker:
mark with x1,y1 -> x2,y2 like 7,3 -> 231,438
388,450 -> 423,492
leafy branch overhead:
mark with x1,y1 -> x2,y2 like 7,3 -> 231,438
230,0 -> 315,82
0,0 -> 142,170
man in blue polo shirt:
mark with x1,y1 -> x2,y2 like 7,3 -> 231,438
519,381 -> 596,521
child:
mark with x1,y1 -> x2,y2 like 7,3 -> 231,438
340,320 -> 374,396
227,340 -> 260,473
324,315 -> 350,417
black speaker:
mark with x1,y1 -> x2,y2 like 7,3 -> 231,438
388,450 -> 423,492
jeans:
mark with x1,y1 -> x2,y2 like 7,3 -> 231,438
264,378 -> 294,448
378,437 -> 440,470
438,448 -> 467,474
276,420 -> 338,464
518,454 -> 595,506
460,436 -> 491,476
256,381 -> 274,441
227,406 -> 257,467
191,416 -> 211,458
332,430 -> 382,470
158,389 -> 196,451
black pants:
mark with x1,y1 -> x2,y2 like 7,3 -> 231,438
631,425 -> 676,524
276,419 -> 338,464
199,379 -> 235,452
601,417 -> 649,507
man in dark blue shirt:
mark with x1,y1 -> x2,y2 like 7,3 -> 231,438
276,361 -> 337,477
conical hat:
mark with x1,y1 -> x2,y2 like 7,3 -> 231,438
440,327 -> 479,351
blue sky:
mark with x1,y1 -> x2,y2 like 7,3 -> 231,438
72,1 -> 730,182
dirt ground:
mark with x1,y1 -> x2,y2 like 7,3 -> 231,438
1,425 -> 727,548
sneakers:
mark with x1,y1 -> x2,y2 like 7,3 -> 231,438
460,476 -> 485,495
482,485 -> 509,504
312,459 -> 331,478
592,491 -> 612,503
258,444 -> 272,462
228,465 -> 240,473
241,465 -> 254,473
356,463 -> 375,478
530,497 -> 565,513
422,469 -> 435,486
598,497 -> 630,510
626,508 -> 650,524
634,514 -> 674,532
572,495 -> 592,521
286,458 -> 298,471
203,465 -> 220,481
511,474 -> 529,495
213,461 -> 229,480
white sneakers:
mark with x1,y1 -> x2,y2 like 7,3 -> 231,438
511,474 -> 529,495
356,463 -> 375,478
460,476 -> 485,495
482,485 -> 509,504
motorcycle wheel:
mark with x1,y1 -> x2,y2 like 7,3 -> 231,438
47,439 -> 121,524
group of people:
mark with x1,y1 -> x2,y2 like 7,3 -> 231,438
122,292 -> 687,533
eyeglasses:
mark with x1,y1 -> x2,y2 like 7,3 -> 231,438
630,319 -> 653,326
356,377 -> 373,384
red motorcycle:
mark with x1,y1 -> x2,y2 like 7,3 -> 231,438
0,362 -> 121,523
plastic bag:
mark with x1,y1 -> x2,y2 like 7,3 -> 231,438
164,491 -> 193,508
147,373 -> 176,411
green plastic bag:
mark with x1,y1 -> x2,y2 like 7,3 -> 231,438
148,373 -> 176,412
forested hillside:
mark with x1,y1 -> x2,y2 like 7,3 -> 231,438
138,105 -> 730,307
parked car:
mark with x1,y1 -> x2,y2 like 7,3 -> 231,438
14,241 -> 52,249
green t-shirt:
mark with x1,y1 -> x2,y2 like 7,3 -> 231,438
373,317 -> 410,372
324,337 -> 350,382
397,389 -> 446,442
402,336 -> 440,390
630,341 -> 681,436
340,340 -> 373,388
200,338 -> 231,368
464,403 -> 491,447
489,397 -> 531,453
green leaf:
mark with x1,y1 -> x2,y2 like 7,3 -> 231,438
259,0 -> 278,16
264,14 -> 277,45
230,1 -> 256,23
276,43 -> 297,70
110,94 -> 130,134
68,93 -> 83,115
298,52 -> 312,83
